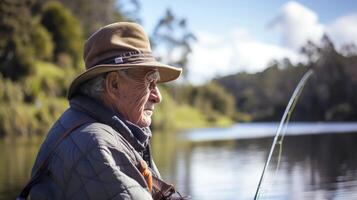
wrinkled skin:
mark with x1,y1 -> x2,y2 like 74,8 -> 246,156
103,68 -> 162,128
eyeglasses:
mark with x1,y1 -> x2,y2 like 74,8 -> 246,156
116,68 -> 160,90
145,70 -> 160,90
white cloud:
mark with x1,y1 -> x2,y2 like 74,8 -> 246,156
269,1 -> 325,50
327,14 -> 357,47
188,29 -> 302,84
234,40 -> 301,70
186,1 -> 357,84
188,31 -> 234,84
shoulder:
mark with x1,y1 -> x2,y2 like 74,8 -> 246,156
53,121 -> 139,177
69,122 -> 138,163
73,122 -> 124,147
55,108 -> 129,152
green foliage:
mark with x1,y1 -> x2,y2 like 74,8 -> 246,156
22,61 -> 77,101
0,67 -> 70,137
31,19 -> 54,61
175,82 -> 236,124
0,0 -> 235,138
152,87 -> 206,131
152,86 -> 233,132
0,0 -> 36,80
0,75 -> 24,103
171,104 -> 209,129
151,87 -> 176,131
0,97 -> 67,137
0,39 -> 76,137
217,36 -> 357,121
47,0 -> 138,36
41,1 -> 83,66
0,0 -> 145,138
0,103 -> 36,137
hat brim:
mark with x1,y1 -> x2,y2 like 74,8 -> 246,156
67,62 -> 182,99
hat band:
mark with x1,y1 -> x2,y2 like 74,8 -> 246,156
90,51 -> 156,68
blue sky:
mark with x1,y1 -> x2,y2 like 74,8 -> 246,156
139,0 -> 357,83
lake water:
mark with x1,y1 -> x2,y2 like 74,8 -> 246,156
1,122 -> 357,200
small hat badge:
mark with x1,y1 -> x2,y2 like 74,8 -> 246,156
114,57 -> 124,64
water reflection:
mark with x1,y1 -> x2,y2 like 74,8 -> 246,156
152,124 -> 357,200
0,138 -> 43,199
1,123 -> 357,200
182,122 -> 357,142
272,133 -> 357,200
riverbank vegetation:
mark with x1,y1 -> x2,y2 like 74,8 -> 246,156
0,0 -> 234,137
217,36 -> 357,121
1,0 -> 356,138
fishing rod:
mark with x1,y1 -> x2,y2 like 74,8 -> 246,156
253,69 -> 314,200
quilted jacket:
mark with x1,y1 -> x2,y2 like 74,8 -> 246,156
29,95 -> 160,200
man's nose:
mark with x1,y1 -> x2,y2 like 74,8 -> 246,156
149,86 -> 162,103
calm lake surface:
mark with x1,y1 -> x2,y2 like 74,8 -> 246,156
1,122 -> 357,200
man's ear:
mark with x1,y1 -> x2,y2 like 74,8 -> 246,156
105,72 -> 120,99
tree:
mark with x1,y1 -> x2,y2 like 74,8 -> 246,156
341,43 -> 357,57
41,1 -> 83,67
177,82 -> 236,119
0,0 -> 36,80
31,19 -> 54,61
217,35 -> 357,121
152,9 -> 196,79
36,0 -> 140,37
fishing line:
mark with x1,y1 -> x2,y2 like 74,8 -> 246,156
253,69 -> 314,200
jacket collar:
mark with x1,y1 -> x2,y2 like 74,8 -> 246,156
69,95 -> 151,152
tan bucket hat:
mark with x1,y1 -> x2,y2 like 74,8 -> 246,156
67,22 -> 182,99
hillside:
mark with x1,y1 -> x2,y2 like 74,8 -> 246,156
216,38 -> 357,121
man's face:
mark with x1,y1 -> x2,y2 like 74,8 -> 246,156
111,68 -> 162,127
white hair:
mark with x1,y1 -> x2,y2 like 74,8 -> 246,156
79,70 -> 131,99
79,74 -> 106,100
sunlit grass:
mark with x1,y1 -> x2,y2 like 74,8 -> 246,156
173,104 -> 209,130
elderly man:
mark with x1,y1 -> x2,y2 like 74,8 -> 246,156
19,22 -> 184,200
